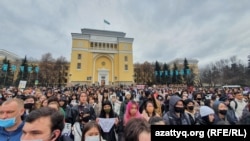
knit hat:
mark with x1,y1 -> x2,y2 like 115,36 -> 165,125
125,91 -> 131,96
200,106 -> 214,117
219,94 -> 228,102
145,90 -> 151,97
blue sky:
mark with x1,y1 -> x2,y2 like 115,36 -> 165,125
0,0 -> 250,68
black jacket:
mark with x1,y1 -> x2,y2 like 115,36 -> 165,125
66,104 -> 96,125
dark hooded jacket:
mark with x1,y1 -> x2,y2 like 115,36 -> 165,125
213,101 -> 230,125
219,96 -> 238,125
163,95 -> 191,125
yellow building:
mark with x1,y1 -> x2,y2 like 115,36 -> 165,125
69,28 -> 134,86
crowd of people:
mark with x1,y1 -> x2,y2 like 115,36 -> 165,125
0,84 -> 250,141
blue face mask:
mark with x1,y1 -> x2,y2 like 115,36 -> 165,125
0,117 -> 16,128
85,135 -> 100,141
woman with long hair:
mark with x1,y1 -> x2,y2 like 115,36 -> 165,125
81,121 -> 106,141
97,100 -> 119,141
141,100 -> 160,122
123,100 -> 141,126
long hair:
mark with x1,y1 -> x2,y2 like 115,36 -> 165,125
81,121 -> 102,141
99,100 -> 116,118
124,100 -> 141,125
101,90 -> 109,103
143,100 -> 157,117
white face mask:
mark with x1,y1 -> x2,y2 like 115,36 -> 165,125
85,135 -> 100,141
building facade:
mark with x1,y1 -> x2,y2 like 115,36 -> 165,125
0,49 -> 21,63
168,58 -> 200,85
69,28 -> 134,86
0,49 -> 22,84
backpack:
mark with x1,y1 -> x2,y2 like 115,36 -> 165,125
230,100 -> 238,110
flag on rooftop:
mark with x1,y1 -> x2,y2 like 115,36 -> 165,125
104,19 -> 110,25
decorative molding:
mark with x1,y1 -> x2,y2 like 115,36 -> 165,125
71,33 -> 90,40
118,38 -> 134,43
90,35 -> 117,43
81,28 -> 126,38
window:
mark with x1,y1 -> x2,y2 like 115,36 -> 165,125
103,43 -> 106,47
99,42 -> 102,47
91,42 -> 93,47
77,63 -> 81,69
78,54 -> 81,60
125,64 -> 128,70
95,42 -> 97,47
124,56 -> 128,61
111,44 -> 113,48
87,77 -> 92,80
114,44 -> 117,49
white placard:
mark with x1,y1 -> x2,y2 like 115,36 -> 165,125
18,80 -> 27,89
61,123 -> 72,137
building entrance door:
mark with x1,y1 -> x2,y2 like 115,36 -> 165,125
98,69 -> 109,85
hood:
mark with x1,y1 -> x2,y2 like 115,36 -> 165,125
212,101 -> 224,114
169,95 -> 182,112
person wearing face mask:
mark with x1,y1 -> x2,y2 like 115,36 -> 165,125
219,95 -> 238,125
96,100 -> 119,141
184,99 -> 199,125
163,95 -> 191,125
193,92 -> 204,106
81,121 -> 106,141
0,98 -> 25,141
212,101 -> 231,125
21,107 -> 73,141
22,95 -> 36,121
193,92 -> 205,117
